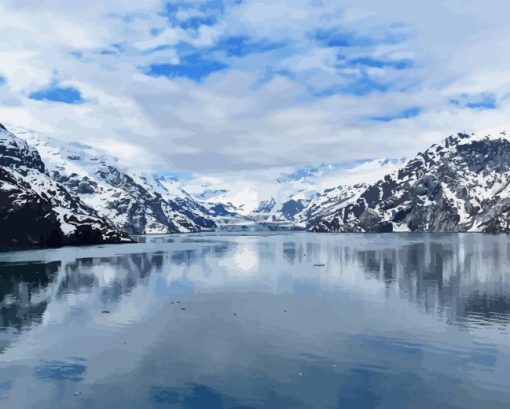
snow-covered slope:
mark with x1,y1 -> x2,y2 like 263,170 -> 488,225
0,124 -> 130,250
311,131 -> 510,233
294,183 -> 368,225
185,159 -> 403,227
14,128 -> 216,235
249,159 -> 404,224
185,181 -> 259,218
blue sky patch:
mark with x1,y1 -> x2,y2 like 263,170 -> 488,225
144,53 -> 228,81
163,0 -> 225,29
29,83 -> 84,104
314,28 -> 406,49
0,75 -> 6,86
314,29 -> 373,48
216,35 -> 286,58
449,94 -> 497,110
371,106 -> 421,122
311,75 -> 389,97
346,57 -> 414,70
180,15 -> 218,30
340,74 -> 389,96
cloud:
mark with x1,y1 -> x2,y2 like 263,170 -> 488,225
0,0 -> 510,187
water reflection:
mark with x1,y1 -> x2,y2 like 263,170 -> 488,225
0,233 -> 509,408
34,359 -> 87,382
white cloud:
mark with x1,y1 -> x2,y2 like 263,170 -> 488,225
0,0 -> 510,190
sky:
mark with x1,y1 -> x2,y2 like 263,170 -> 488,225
1,0 -> 510,187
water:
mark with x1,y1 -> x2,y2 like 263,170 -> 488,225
1,233 -> 510,409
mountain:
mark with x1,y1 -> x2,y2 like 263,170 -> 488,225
195,188 -> 229,201
185,159 -> 403,227
14,128 -> 217,235
249,159 -> 404,225
294,183 -> 368,225
4,121 -> 510,245
0,124 -> 130,250
310,131 -> 510,233
253,197 -> 277,214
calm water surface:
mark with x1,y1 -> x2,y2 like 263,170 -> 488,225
0,233 -> 510,408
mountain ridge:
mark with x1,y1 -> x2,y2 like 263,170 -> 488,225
2,123 -> 510,251
0,124 -> 132,250
309,131 -> 510,233
13,127 -> 218,235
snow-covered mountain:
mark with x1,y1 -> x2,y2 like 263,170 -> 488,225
195,188 -> 229,201
4,120 -> 510,249
253,197 -> 278,214
185,159 -> 404,227
14,128 -> 217,235
294,183 -> 369,225
310,131 -> 510,233
0,123 -> 130,250
245,159 -> 404,224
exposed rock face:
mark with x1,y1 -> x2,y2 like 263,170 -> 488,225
0,124 -> 131,250
294,183 -> 368,226
244,159 -> 403,226
280,199 -> 305,220
310,132 -> 510,233
0,167 -> 63,249
15,128 -> 217,235
253,197 -> 277,214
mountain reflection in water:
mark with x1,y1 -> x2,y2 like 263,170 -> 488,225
0,233 -> 509,409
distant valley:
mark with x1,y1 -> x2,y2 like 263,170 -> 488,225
1,123 -> 510,250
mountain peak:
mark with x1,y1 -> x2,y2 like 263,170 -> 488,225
311,129 -> 510,233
